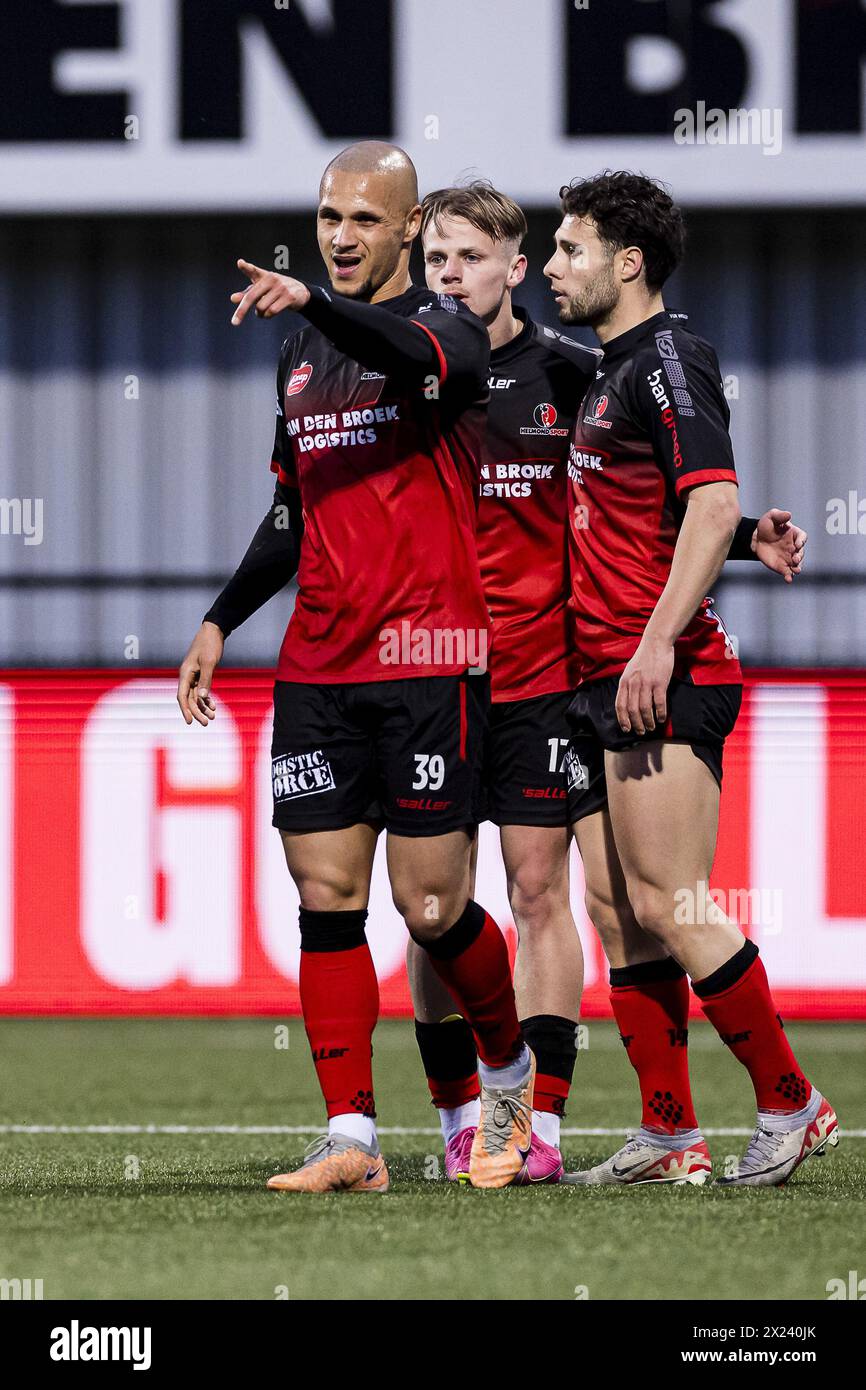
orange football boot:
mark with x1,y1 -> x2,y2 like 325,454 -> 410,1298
469,1049 -> 535,1189
267,1134 -> 390,1193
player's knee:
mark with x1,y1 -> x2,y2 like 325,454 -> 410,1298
585,886 -> 618,936
393,884 -> 466,940
626,882 -> 674,943
294,868 -> 366,913
584,887 -> 630,956
508,864 -> 567,928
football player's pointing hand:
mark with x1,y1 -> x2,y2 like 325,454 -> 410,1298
231,260 -> 310,325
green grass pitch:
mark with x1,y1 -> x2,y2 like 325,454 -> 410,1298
0,1018 -> 862,1301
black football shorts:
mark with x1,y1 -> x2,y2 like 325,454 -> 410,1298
483,691 -> 573,828
270,672 -> 490,837
565,674 -> 743,824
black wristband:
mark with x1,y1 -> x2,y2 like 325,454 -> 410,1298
729,515 -> 760,561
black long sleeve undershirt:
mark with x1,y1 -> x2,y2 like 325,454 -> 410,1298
729,515 -> 760,560
203,480 -> 303,638
299,284 -> 486,391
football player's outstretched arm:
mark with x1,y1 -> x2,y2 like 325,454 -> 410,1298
229,261 -> 486,394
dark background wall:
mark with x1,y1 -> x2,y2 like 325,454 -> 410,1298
2,207 -> 864,667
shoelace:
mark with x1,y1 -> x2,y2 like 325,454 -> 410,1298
482,1092 -> 532,1155
302,1134 -> 334,1165
740,1125 -> 785,1171
618,1137 -> 649,1158
601,1136 -> 652,1172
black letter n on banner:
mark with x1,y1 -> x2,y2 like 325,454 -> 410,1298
180,0 -> 393,141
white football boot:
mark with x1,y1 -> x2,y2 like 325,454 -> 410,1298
562,1126 -> 712,1186
716,1089 -> 839,1187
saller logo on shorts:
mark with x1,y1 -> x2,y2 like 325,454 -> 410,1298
564,746 -> 589,793
272,750 -> 336,800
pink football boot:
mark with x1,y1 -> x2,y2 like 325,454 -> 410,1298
513,1131 -> 564,1185
444,1126 -> 476,1182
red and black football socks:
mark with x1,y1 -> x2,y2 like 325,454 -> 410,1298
415,899 -> 525,1072
414,1016 -> 480,1143
693,939 -> 811,1114
610,957 -> 699,1136
414,1015 -> 480,1107
298,907 -> 379,1145
520,1014 -> 578,1147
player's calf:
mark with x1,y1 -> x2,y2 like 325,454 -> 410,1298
413,1014 -> 480,1180
693,940 -> 829,1140
409,899 -> 532,1187
608,956 -> 701,1137
296,907 -> 381,1164
519,1013 -> 578,1177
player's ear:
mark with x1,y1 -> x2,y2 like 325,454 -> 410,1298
507,253 -> 528,290
404,203 -> 423,246
620,245 -> 644,284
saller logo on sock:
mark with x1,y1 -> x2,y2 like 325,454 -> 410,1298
272,751 -> 336,801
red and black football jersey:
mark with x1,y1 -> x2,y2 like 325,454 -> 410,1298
567,310 -> 742,686
270,286 -> 490,685
478,311 -> 598,702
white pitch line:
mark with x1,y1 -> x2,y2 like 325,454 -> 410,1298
0,1124 -> 864,1138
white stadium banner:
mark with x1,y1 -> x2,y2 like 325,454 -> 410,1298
3,0 -> 866,211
